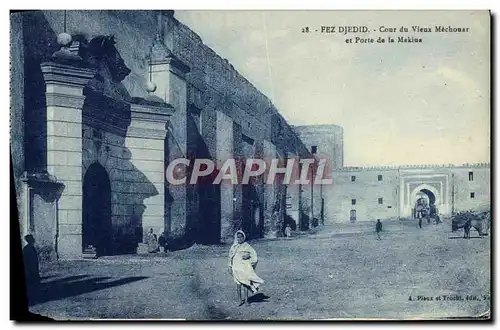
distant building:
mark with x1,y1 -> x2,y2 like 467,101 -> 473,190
330,164 -> 490,223
292,118 -> 490,225
293,124 -> 342,223
292,125 -> 344,170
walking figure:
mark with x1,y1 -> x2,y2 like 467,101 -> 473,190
418,217 -> 423,229
376,219 -> 382,240
158,232 -> 167,253
23,234 -> 40,299
424,207 -> 431,224
228,230 -> 264,306
435,215 -> 441,225
463,219 -> 472,239
285,224 -> 292,238
146,228 -> 159,253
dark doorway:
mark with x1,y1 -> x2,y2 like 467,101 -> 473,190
197,182 -> 221,244
83,163 -> 112,256
350,209 -> 356,223
420,189 -> 436,205
413,189 -> 436,220
242,183 -> 262,239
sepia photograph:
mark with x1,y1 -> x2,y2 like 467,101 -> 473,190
9,9 -> 491,321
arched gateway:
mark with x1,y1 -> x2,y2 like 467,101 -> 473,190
410,184 -> 440,219
82,163 -> 112,256
399,170 -> 450,218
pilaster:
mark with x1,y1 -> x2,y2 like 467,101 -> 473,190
149,33 -> 192,244
41,58 -> 95,259
126,101 -> 174,236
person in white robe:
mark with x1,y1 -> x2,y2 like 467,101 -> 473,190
228,230 -> 264,305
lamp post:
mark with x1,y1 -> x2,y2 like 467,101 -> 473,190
451,173 -> 455,216
310,150 -> 318,228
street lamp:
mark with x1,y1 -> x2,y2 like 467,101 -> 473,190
310,148 -> 318,228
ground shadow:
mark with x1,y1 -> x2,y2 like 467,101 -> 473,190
40,275 -> 89,286
28,275 -> 148,306
39,275 -> 55,281
448,236 -> 485,240
188,269 -> 229,320
247,293 -> 270,304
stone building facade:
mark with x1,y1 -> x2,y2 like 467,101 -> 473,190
330,164 -> 491,223
10,10 -> 326,260
290,120 -> 490,224
293,124 -> 344,170
292,124 -> 343,223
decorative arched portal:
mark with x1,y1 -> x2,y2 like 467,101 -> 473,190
410,184 -> 440,219
83,163 -> 112,256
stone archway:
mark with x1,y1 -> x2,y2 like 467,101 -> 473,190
410,184 -> 440,219
420,189 -> 436,205
411,184 -> 440,206
82,162 -> 112,256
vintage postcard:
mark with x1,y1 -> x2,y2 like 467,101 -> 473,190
10,10 -> 491,320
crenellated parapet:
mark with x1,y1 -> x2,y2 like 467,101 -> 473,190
336,163 -> 490,172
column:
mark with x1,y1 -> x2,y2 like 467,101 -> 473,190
216,111 -> 235,243
300,168 -> 312,230
150,35 -> 191,242
286,153 -> 301,230
399,175 -> 406,218
312,162 -> 323,225
41,61 -> 95,259
263,140 -> 277,238
126,102 -> 173,239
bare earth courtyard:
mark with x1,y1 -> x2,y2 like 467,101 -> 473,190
28,219 -> 490,320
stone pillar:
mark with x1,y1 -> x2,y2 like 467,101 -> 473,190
299,170 -> 311,230
399,175 -> 405,219
20,175 -> 64,261
216,110 -> 235,243
253,140 -> 265,237
313,173 -> 323,224
441,174 -> 451,216
263,140 -> 277,238
286,153 -> 301,230
41,61 -> 95,259
149,35 -> 191,242
126,102 -> 173,238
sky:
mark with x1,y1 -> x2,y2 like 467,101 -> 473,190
174,10 -> 490,167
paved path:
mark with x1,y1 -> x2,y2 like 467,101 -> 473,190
29,220 -> 490,320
